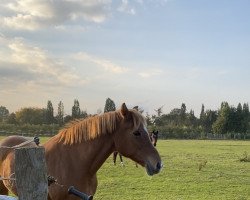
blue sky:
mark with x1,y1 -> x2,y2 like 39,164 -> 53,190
0,0 -> 250,116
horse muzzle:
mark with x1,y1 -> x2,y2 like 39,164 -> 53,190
146,161 -> 163,176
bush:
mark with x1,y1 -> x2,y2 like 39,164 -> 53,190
0,123 -> 60,136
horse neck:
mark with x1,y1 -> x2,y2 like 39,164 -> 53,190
85,133 -> 115,174
44,133 -> 115,176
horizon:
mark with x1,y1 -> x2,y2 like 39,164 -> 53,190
1,98 -> 249,118
1,0 -> 249,117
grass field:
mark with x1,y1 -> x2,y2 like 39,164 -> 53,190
95,140 -> 250,200
0,136 -> 249,199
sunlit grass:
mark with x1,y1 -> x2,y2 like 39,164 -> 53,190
0,136 -> 249,199
95,140 -> 250,200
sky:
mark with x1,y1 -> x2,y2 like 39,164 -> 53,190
0,0 -> 250,116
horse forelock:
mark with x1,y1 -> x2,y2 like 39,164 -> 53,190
130,109 -> 147,129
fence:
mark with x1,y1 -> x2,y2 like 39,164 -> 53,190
0,144 -> 93,200
0,147 -> 48,200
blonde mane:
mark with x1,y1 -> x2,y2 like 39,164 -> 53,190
56,109 -> 147,145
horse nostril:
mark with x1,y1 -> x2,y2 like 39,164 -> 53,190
156,162 -> 162,170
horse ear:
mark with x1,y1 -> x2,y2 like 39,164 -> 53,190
121,103 -> 129,117
133,106 -> 138,111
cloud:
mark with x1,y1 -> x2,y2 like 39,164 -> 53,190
1,0 -> 112,30
118,0 -> 136,15
0,35 -> 86,90
217,70 -> 228,76
136,0 -> 144,4
0,0 -> 172,31
138,69 -> 162,78
73,52 -> 129,74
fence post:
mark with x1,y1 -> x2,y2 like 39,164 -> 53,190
14,147 -> 48,200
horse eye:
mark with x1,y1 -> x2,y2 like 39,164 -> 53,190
133,130 -> 141,136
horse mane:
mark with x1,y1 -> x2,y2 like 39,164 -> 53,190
56,109 -> 146,145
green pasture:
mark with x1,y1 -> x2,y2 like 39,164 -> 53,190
95,140 -> 250,200
0,136 -> 249,199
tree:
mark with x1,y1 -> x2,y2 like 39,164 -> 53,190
203,110 -> 217,133
235,103 -> 243,133
242,103 -> 250,134
6,113 -> 17,124
169,108 -> 181,116
180,103 -> 186,115
80,110 -> 88,118
154,105 -> 164,117
145,112 -> 153,125
64,115 -> 72,124
200,104 -> 205,120
200,104 -> 205,128
187,109 -> 197,127
16,108 -> 46,125
104,98 -> 116,113
243,103 -> 249,116
212,102 -> 230,134
180,103 -> 186,122
72,99 -> 81,119
0,106 -> 9,122
57,101 -> 64,126
46,100 -> 54,124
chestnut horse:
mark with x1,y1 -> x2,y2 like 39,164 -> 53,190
113,130 -> 159,166
0,103 -> 162,200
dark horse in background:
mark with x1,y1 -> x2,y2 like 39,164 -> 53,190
0,103 -> 162,200
150,130 -> 159,147
113,130 -> 159,166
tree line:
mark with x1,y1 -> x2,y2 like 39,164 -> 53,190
0,98 -> 116,136
0,99 -> 249,139
147,102 -> 250,139
0,99 -> 88,126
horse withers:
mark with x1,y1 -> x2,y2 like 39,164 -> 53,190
0,103 -> 162,200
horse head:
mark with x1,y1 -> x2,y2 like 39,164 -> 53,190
114,103 -> 162,176
151,130 -> 158,147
